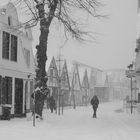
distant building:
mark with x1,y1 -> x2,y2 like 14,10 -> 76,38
93,71 -> 110,102
0,3 -> 36,117
60,60 -> 70,106
69,64 -> 81,107
105,69 -> 130,101
47,57 -> 70,106
81,69 -> 89,105
47,57 -> 59,102
88,69 -> 95,100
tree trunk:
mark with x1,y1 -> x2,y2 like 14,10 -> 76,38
35,2 -> 58,87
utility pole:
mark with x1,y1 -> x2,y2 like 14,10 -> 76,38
71,66 -> 76,109
134,79 -> 137,100
57,54 -> 62,115
56,41 -> 66,115
130,75 -> 133,114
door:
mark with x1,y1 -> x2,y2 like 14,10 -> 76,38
138,93 -> 140,103
15,78 -> 23,116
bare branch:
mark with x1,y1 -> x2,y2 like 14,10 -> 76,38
12,0 -> 104,41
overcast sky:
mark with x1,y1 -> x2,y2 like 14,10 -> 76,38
1,0 -> 137,70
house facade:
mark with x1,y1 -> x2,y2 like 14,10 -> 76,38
70,64 -> 81,107
81,69 -> 89,105
0,3 -> 35,117
47,57 -> 59,102
105,69 -> 130,101
60,60 -> 70,106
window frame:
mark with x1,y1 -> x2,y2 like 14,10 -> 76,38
2,31 -> 18,62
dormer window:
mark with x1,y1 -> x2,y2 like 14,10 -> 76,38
8,16 -> 12,26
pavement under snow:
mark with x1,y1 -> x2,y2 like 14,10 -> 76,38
0,101 -> 140,140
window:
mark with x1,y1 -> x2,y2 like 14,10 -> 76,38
11,35 -> 17,61
50,69 -> 53,76
24,48 -> 30,67
8,16 -> 12,26
0,76 -> 12,104
2,31 -> 10,59
5,77 -> 12,104
49,68 -> 53,81
26,32 -> 28,37
2,31 -> 18,62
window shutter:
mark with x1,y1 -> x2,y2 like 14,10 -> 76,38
1,77 -> 6,104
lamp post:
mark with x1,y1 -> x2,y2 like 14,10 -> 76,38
71,77 -> 76,109
127,64 -> 133,114
58,78 -> 61,115
61,93 -> 64,115
56,54 -> 63,115
56,41 -> 67,115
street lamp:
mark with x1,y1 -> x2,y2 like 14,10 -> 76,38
56,55 -> 63,115
127,63 -> 134,114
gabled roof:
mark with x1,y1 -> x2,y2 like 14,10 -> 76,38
47,57 -> 59,87
60,60 -> 70,90
82,69 -> 89,89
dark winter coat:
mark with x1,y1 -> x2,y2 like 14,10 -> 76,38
90,95 -> 99,109
49,96 -> 56,110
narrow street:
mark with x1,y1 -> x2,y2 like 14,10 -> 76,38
0,1 -> 138,140
0,101 -> 140,140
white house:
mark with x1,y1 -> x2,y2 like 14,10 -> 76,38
0,3 -> 36,117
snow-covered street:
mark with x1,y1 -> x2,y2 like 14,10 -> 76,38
0,101 -> 140,140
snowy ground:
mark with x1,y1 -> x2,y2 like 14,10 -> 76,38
0,101 -> 140,140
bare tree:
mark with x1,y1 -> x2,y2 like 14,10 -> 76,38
13,0 -> 103,88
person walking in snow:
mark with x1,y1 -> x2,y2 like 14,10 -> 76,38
49,95 -> 56,113
90,95 -> 99,118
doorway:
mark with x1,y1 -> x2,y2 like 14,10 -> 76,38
14,78 -> 23,117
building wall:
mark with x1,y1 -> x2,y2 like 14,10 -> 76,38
0,3 -> 35,116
